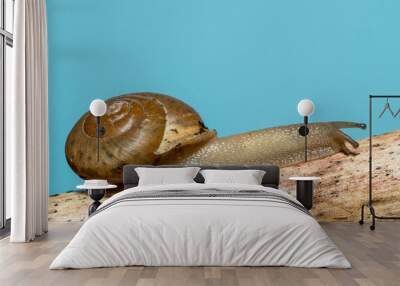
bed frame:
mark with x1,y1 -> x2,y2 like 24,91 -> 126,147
123,165 -> 280,189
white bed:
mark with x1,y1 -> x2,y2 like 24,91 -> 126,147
50,183 -> 350,269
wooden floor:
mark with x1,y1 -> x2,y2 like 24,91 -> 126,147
0,222 -> 399,286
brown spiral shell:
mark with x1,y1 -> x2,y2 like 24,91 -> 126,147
65,92 -> 216,183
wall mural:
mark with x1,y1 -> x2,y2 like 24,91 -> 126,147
50,92 -> 399,222
65,92 -> 365,183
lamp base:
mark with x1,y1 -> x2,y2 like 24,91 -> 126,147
298,125 -> 309,136
88,189 -> 106,215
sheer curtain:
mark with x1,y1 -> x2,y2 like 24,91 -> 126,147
9,0 -> 48,242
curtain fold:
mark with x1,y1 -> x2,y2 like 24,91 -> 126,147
9,0 -> 49,242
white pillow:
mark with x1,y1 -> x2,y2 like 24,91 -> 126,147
135,167 -> 201,186
200,169 -> 266,185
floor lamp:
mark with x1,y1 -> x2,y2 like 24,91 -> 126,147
297,99 -> 315,162
89,99 -> 107,162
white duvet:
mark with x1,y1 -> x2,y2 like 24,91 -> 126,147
50,183 -> 351,269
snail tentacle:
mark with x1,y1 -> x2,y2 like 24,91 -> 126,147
322,121 -> 367,130
336,130 -> 359,148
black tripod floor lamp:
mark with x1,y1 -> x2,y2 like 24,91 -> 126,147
297,99 -> 315,162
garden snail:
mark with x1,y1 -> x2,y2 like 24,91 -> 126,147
65,92 -> 366,184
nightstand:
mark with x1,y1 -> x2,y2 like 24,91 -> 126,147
77,183 -> 117,215
289,177 -> 320,210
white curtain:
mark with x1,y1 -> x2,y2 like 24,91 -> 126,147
9,0 -> 49,242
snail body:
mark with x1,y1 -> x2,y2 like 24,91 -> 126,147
157,121 -> 366,166
65,92 -> 366,184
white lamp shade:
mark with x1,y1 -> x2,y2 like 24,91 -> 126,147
89,99 -> 107,117
297,99 -> 315,117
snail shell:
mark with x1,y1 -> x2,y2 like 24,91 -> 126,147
65,93 -> 216,183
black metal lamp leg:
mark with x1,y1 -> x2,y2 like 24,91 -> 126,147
359,204 -> 376,230
369,206 -> 376,230
359,204 -> 364,225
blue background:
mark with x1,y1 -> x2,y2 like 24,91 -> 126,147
47,0 -> 400,195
